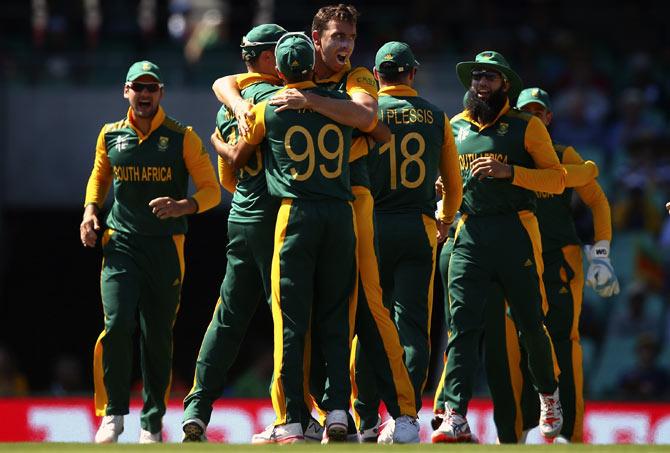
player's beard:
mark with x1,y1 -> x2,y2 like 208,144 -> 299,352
465,87 -> 507,124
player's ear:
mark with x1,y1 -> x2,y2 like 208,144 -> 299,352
311,29 -> 320,46
123,84 -> 130,99
546,110 -> 553,126
372,67 -> 379,81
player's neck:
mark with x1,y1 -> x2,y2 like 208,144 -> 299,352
313,58 -> 334,80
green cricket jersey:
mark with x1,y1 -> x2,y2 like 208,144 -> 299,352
244,81 -> 353,202
370,86 -> 447,217
85,107 -> 220,236
216,73 -> 281,223
535,145 -> 580,253
315,63 -> 379,189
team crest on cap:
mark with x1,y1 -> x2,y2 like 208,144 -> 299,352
158,136 -> 169,151
481,52 -> 494,59
532,88 -> 540,97
291,60 -> 300,67
496,122 -> 509,136
384,53 -> 394,60
142,62 -> 151,71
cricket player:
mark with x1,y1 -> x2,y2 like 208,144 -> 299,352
214,32 -> 357,443
484,87 -> 618,444
81,60 -> 220,443
180,24 -> 300,442
433,51 -> 566,443
351,41 -> 462,443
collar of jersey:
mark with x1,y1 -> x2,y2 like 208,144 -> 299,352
461,99 -> 511,131
315,62 -> 352,84
283,81 -> 317,90
236,72 -> 281,90
127,106 -> 165,140
379,85 -> 417,97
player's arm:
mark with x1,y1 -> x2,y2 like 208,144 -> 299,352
212,102 -> 267,170
81,125 -> 113,247
437,113 -> 463,225
474,115 -> 566,193
213,127 -> 237,193
561,146 -> 599,188
151,128 -> 221,219
212,73 -> 254,135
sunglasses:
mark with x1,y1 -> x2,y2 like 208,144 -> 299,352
126,82 -> 163,93
471,70 -> 502,82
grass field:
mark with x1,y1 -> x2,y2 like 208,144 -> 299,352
2,444 -> 670,453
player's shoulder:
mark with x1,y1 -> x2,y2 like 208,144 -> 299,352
102,117 -> 130,133
163,116 -> 190,134
450,111 -> 469,125
312,86 -> 350,100
505,107 -> 534,123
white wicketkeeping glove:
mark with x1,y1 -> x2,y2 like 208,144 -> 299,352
584,240 -> 620,297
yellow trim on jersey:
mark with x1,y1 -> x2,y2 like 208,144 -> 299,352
85,124 -> 114,208
236,72 -> 282,90
348,201 -> 359,346
350,136 -> 369,162
315,62 -> 351,85
270,199 -> 292,424
458,100 -> 511,131
512,116 -> 566,194
183,129 -> 221,213
345,67 -> 379,100
127,106 -> 166,142
562,244 -> 585,442
352,187 -> 417,417
439,113 -> 463,225
420,214 -> 438,395
378,85 -> 417,97
244,101 -> 268,146
503,302 -> 525,440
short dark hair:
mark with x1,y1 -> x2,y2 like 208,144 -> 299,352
377,65 -> 412,84
311,4 -> 359,35
282,70 -> 313,84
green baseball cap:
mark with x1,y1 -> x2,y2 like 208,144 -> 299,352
456,51 -> 523,98
517,87 -> 552,111
126,60 -> 162,83
275,32 -> 315,76
375,41 -> 420,75
241,23 -> 287,59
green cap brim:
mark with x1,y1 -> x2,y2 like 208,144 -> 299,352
456,62 -> 523,99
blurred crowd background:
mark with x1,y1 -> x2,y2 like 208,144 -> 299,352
1,0 -> 669,404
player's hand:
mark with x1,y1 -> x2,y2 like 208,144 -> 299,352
584,240 -> 620,297
232,100 -> 254,136
80,210 -> 100,247
436,219 -> 450,244
269,88 -> 309,112
435,176 -> 444,196
471,157 -> 512,180
149,197 -> 196,219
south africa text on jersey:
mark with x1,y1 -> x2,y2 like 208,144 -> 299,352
113,165 -> 173,182
458,152 -> 508,172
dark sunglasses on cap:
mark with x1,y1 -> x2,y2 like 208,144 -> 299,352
126,82 -> 164,93
471,70 -> 503,82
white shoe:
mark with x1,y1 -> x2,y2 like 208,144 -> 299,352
139,429 -> 162,443
304,417 -> 324,442
321,410 -> 348,443
94,415 -> 123,443
431,409 -> 472,443
393,415 -> 420,444
554,435 -> 570,444
251,422 -> 304,444
377,418 -> 394,444
182,418 -> 207,442
359,415 -> 381,443
539,388 -> 563,439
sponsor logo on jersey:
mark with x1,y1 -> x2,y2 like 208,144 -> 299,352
116,136 -> 128,152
